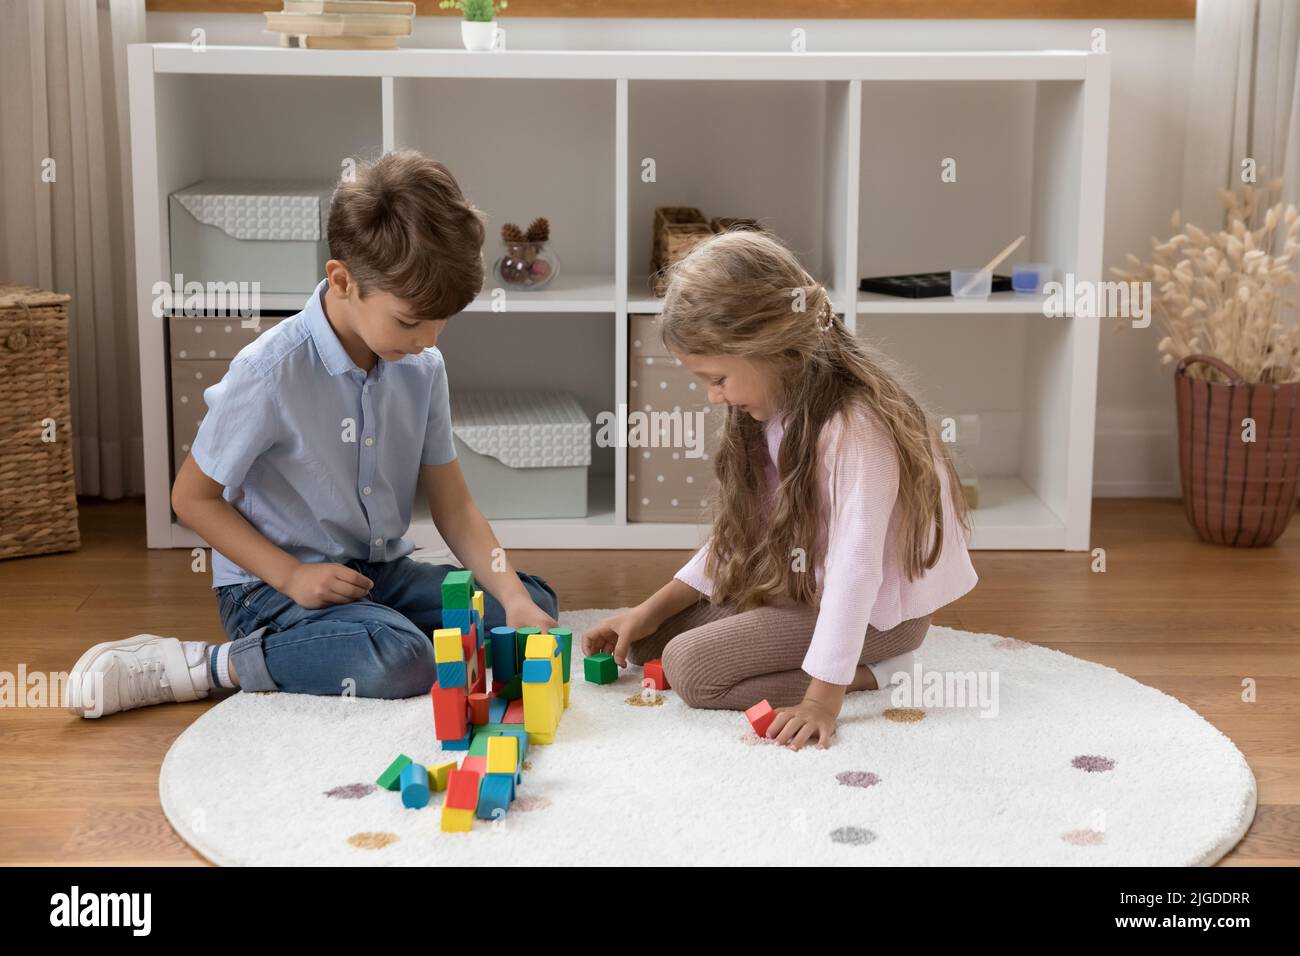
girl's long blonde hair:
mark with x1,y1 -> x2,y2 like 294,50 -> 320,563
658,229 -> 972,611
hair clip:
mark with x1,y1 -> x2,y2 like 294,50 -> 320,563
814,298 -> 834,332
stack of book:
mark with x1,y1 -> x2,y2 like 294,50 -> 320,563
265,0 -> 415,50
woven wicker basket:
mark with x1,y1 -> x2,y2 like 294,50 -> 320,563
1175,353 -> 1300,546
0,282 -> 80,559
649,208 -> 770,296
650,207 -> 709,296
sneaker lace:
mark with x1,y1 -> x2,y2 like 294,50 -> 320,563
125,658 -> 169,706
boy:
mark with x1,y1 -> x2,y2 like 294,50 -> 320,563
68,150 -> 559,717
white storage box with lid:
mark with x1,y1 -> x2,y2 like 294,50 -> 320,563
169,180 -> 334,294
449,390 -> 591,519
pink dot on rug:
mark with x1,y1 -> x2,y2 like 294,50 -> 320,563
514,794 -> 552,812
1062,829 -> 1105,846
836,771 -> 881,789
1071,755 -> 1116,773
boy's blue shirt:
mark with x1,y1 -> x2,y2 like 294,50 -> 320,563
190,277 -> 458,589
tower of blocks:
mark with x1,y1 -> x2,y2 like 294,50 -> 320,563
378,566 -> 577,832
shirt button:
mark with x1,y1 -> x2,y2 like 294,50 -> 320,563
373,537 -> 383,547
364,437 -> 374,446
362,486 -> 372,495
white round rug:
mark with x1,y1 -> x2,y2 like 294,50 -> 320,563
160,610 -> 1256,865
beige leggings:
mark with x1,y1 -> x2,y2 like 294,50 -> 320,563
627,598 -> 932,710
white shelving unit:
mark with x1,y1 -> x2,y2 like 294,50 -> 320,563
130,45 -> 1110,553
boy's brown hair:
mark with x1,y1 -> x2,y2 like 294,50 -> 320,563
328,149 -> 487,320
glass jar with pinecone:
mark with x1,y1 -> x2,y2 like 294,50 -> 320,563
494,217 -> 560,290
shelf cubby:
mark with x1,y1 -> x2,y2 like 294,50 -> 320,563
131,45 -> 1109,552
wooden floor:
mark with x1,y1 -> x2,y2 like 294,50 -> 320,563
1,497 -> 1296,866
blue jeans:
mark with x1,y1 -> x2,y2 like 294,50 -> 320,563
215,557 -> 558,699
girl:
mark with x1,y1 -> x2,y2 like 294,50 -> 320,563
583,230 -> 978,750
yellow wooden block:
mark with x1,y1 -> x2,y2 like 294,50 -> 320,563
563,680 -> 570,709
486,735 -> 518,774
428,760 -> 456,791
523,676 -> 559,739
441,806 -> 473,832
525,632 -> 556,660
433,628 -> 464,663
472,589 -> 484,620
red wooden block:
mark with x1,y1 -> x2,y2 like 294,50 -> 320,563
432,684 -> 468,740
503,697 -> 525,723
445,768 -> 481,810
468,692 -> 490,725
460,755 -> 487,777
643,658 -> 670,691
474,643 -> 487,695
745,699 -> 776,737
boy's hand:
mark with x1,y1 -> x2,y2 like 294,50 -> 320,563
505,597 -> 557,634
283,562 -> 374,610
767,698 -> 838,750
581,606 -> 657,667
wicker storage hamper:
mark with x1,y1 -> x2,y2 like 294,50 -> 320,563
0,283 -> 80,559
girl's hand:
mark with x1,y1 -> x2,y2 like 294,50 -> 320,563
581,605 -> 657,666
504,597 -> 557,633
767,698 -> 838,750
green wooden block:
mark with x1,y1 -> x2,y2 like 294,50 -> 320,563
515,627 -> 541,667
377,753 -> 413,791
441,569 -> 474,609
469,722 -> 514,756
500,674 -> 522,700
550,627 -> 573,681
584,653 -> 618,684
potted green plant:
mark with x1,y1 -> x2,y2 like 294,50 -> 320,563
440,0 -> 507,52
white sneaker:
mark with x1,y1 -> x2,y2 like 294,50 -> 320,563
66,635 -> 211,718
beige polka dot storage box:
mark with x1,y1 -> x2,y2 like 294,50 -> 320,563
167,316 -> 283,487
627,313 -> 721,522
0,282 -> 80,559
449,390 -> 591,519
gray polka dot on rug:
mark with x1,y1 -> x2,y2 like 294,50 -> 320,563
1072,755 -> 1116,773
324,783 -> 377,800
836,771 -> 881,789
830,826 -> 877,846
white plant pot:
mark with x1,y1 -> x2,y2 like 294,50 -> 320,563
461,20 -> 498,52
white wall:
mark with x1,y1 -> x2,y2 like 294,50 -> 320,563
147,13 -> 1196,497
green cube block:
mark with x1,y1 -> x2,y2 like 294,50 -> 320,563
377,753 -> 413,791
584,653 -> 618,685
441,569 -> 474,609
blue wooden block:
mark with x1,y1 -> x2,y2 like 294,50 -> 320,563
440,729 -> 472,751
488,696 -> 508,722
477,773 -> 514,820
442,607 -> 472,632
399,761 -> 430,808
498,727 -> 529,769
522,658 -> 552,683
490,626 -> 518,679
471,608 -> 483,641
437,659 -> 467,689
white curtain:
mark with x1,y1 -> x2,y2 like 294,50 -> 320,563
0,0 -> 147,499
1182,0 -> 1300,229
